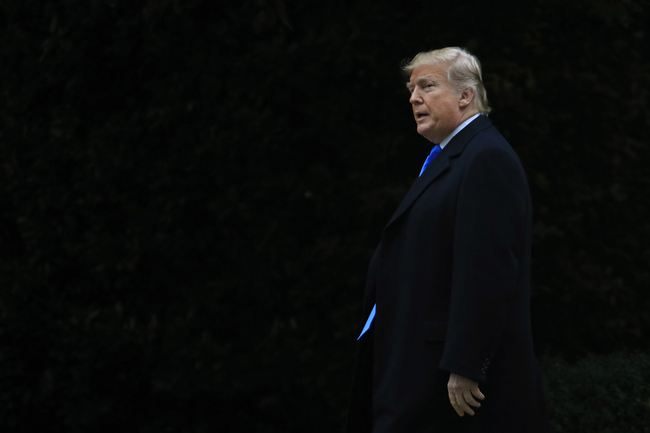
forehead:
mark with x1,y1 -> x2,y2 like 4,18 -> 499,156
408,63 -> 448,84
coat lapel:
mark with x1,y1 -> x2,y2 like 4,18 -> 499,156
384,115 -> 493,231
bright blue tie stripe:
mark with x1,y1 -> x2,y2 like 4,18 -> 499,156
419,145 -> 442,176
357,304 -> 376,340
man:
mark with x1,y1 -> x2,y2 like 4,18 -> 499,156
345,47 -> 550,432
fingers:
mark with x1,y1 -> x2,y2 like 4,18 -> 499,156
448,391 -> 464,417
447,373 -> 485,417
448,390 -> 477,416
471,387 -> 486,401
455,392 -> 476,416
463,390 -> 481,408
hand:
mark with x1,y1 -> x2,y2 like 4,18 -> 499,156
447,372 -> 485,417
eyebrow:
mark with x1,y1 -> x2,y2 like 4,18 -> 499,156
406,76 -> 438,91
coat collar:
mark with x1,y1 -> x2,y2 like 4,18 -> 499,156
384,115 -> 493,231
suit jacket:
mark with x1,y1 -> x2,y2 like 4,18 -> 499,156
345,115 -> 550,433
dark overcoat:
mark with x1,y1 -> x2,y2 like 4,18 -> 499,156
345,115 -> 550,433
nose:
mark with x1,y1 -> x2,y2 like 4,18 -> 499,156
409,88 -> 422,104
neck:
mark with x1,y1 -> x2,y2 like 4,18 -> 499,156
458,108 -> 480,125
438,112 -> 481,148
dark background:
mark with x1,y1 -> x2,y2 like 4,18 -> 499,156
1,0 -> 649,431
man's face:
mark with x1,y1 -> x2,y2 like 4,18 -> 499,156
407,63 -> 463,144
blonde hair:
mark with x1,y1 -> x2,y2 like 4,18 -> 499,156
402,47 -> 491,114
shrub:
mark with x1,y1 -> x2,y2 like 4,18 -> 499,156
542,351 -> 650,433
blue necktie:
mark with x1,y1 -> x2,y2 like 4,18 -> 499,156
419,144 -> 442,176
357,304 -> 376,340
357,145 -> 443,340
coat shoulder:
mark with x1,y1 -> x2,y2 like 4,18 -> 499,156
464,125 -> 514,153
460,126 -> 524,170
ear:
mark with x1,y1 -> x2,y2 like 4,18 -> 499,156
458,88 -> 475,108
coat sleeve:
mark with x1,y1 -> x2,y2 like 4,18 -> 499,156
438,146 -> 528,383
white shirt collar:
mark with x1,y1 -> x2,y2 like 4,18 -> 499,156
439,113 -> 481,149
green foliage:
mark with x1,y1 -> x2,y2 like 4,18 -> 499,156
543,352 -> 650,433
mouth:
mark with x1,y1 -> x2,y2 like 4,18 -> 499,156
415,112 -> 429,121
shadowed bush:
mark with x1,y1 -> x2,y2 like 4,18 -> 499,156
543,351 -> 650,433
